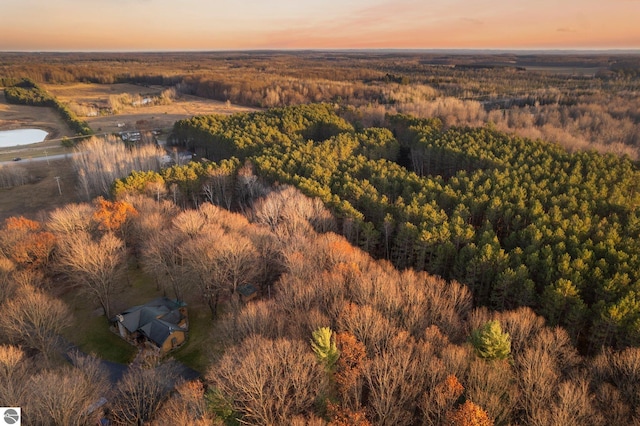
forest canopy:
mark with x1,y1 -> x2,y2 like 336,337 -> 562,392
3,51 -> 640,425
163,103 -> 640,350
2,51 -> 639,158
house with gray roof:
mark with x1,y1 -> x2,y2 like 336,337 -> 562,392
112,298 -> 188,354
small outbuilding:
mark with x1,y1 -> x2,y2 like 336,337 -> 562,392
112,298 -> 188,354
238,284 -> 258,303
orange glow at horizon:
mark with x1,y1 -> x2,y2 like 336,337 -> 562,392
1,0 -> 639,51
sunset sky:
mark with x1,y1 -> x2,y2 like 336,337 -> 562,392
1,0 -> 639,51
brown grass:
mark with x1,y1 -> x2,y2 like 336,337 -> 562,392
45,83 -> 160,106
0,158 -> 80,222
0,82 -> 258,220
0,91 -> 74,140
45,82 -> 258,134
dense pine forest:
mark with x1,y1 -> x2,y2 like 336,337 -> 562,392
162,104 -> 640,352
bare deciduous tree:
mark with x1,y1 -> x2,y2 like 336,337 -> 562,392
236,161 -> 267,212
181,225 -> 259,316
26,352 -> 110,426
0,256 -> 17,305
336,301 -> 397,355
141,228 -> 187,300
55,230 -> 125,318
363,331 -> 427,426
206,335 -> 324,425
465,358 -> 517,425
153,380 -> 217,426
544,376 -> 599,426
202,167 -> 235,210
420,374 -> 464,426
173,209 -> 207,238
0,284 -> 71,362
0,345 -> 31,407
515,339 -> 560,424
244,225 -> 284,290
47,202 -> 96,235
124,194 -> 178,255
179,226 -> 225,317
591,346 -> 640,418
110,360 -> 180,425
497,307 -> 546,356
72,136 -> 165,199
219,299 -> 285,344
213,233 -> 261,297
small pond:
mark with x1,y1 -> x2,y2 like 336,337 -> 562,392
0,129 -> 49,147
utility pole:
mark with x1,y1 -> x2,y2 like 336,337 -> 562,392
44,150 -> 49,165
54,176 -> 62,195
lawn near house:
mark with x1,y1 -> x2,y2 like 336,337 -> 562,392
59,266 -> 163,364
61,263 -> 220,372
170,304 -> 224,373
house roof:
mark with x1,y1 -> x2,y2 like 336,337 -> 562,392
139,318 -> 183,347
115,297 -> 186,348
238,284 -> 257,297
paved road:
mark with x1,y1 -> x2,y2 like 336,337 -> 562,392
0,152 -> 78,166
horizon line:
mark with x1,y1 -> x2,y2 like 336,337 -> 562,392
2,47 -> 640,55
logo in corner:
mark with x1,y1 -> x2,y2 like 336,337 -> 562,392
2,408 -> 20,425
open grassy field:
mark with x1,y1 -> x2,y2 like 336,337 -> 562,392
0,82 -> 258,221
1,83 -> 257,163
44,83 -> 160,106
0,91 -> 75,140
45,82 -> 258,134
0,158 -> 80,222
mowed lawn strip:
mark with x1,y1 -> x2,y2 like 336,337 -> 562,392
171,301 -> 224,374
61,262 -> 221,372
60,266 -> 161,364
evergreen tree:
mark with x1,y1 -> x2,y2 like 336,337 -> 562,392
311,326 -> 340,371
470,320 -> 511,360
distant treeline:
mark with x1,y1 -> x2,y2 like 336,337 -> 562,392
142,104 -> 640,352
2,52 -> 640,157
3,79 -> 93,136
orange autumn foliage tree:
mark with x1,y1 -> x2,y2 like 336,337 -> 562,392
421,374 -> 466,426
5,216 -> 40,232
327,237 -> 358,265
327,401 -> 371,426
334,331 -> 367,408
446,401 -> 494,426
438,375 -> 465,405
1,217 -> 56,269
154,380 -> 215,425
92,197 -> 138,235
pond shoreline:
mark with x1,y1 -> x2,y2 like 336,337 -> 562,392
0,128 -> 49,148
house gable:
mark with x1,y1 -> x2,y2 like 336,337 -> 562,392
113,297 -> 188,352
